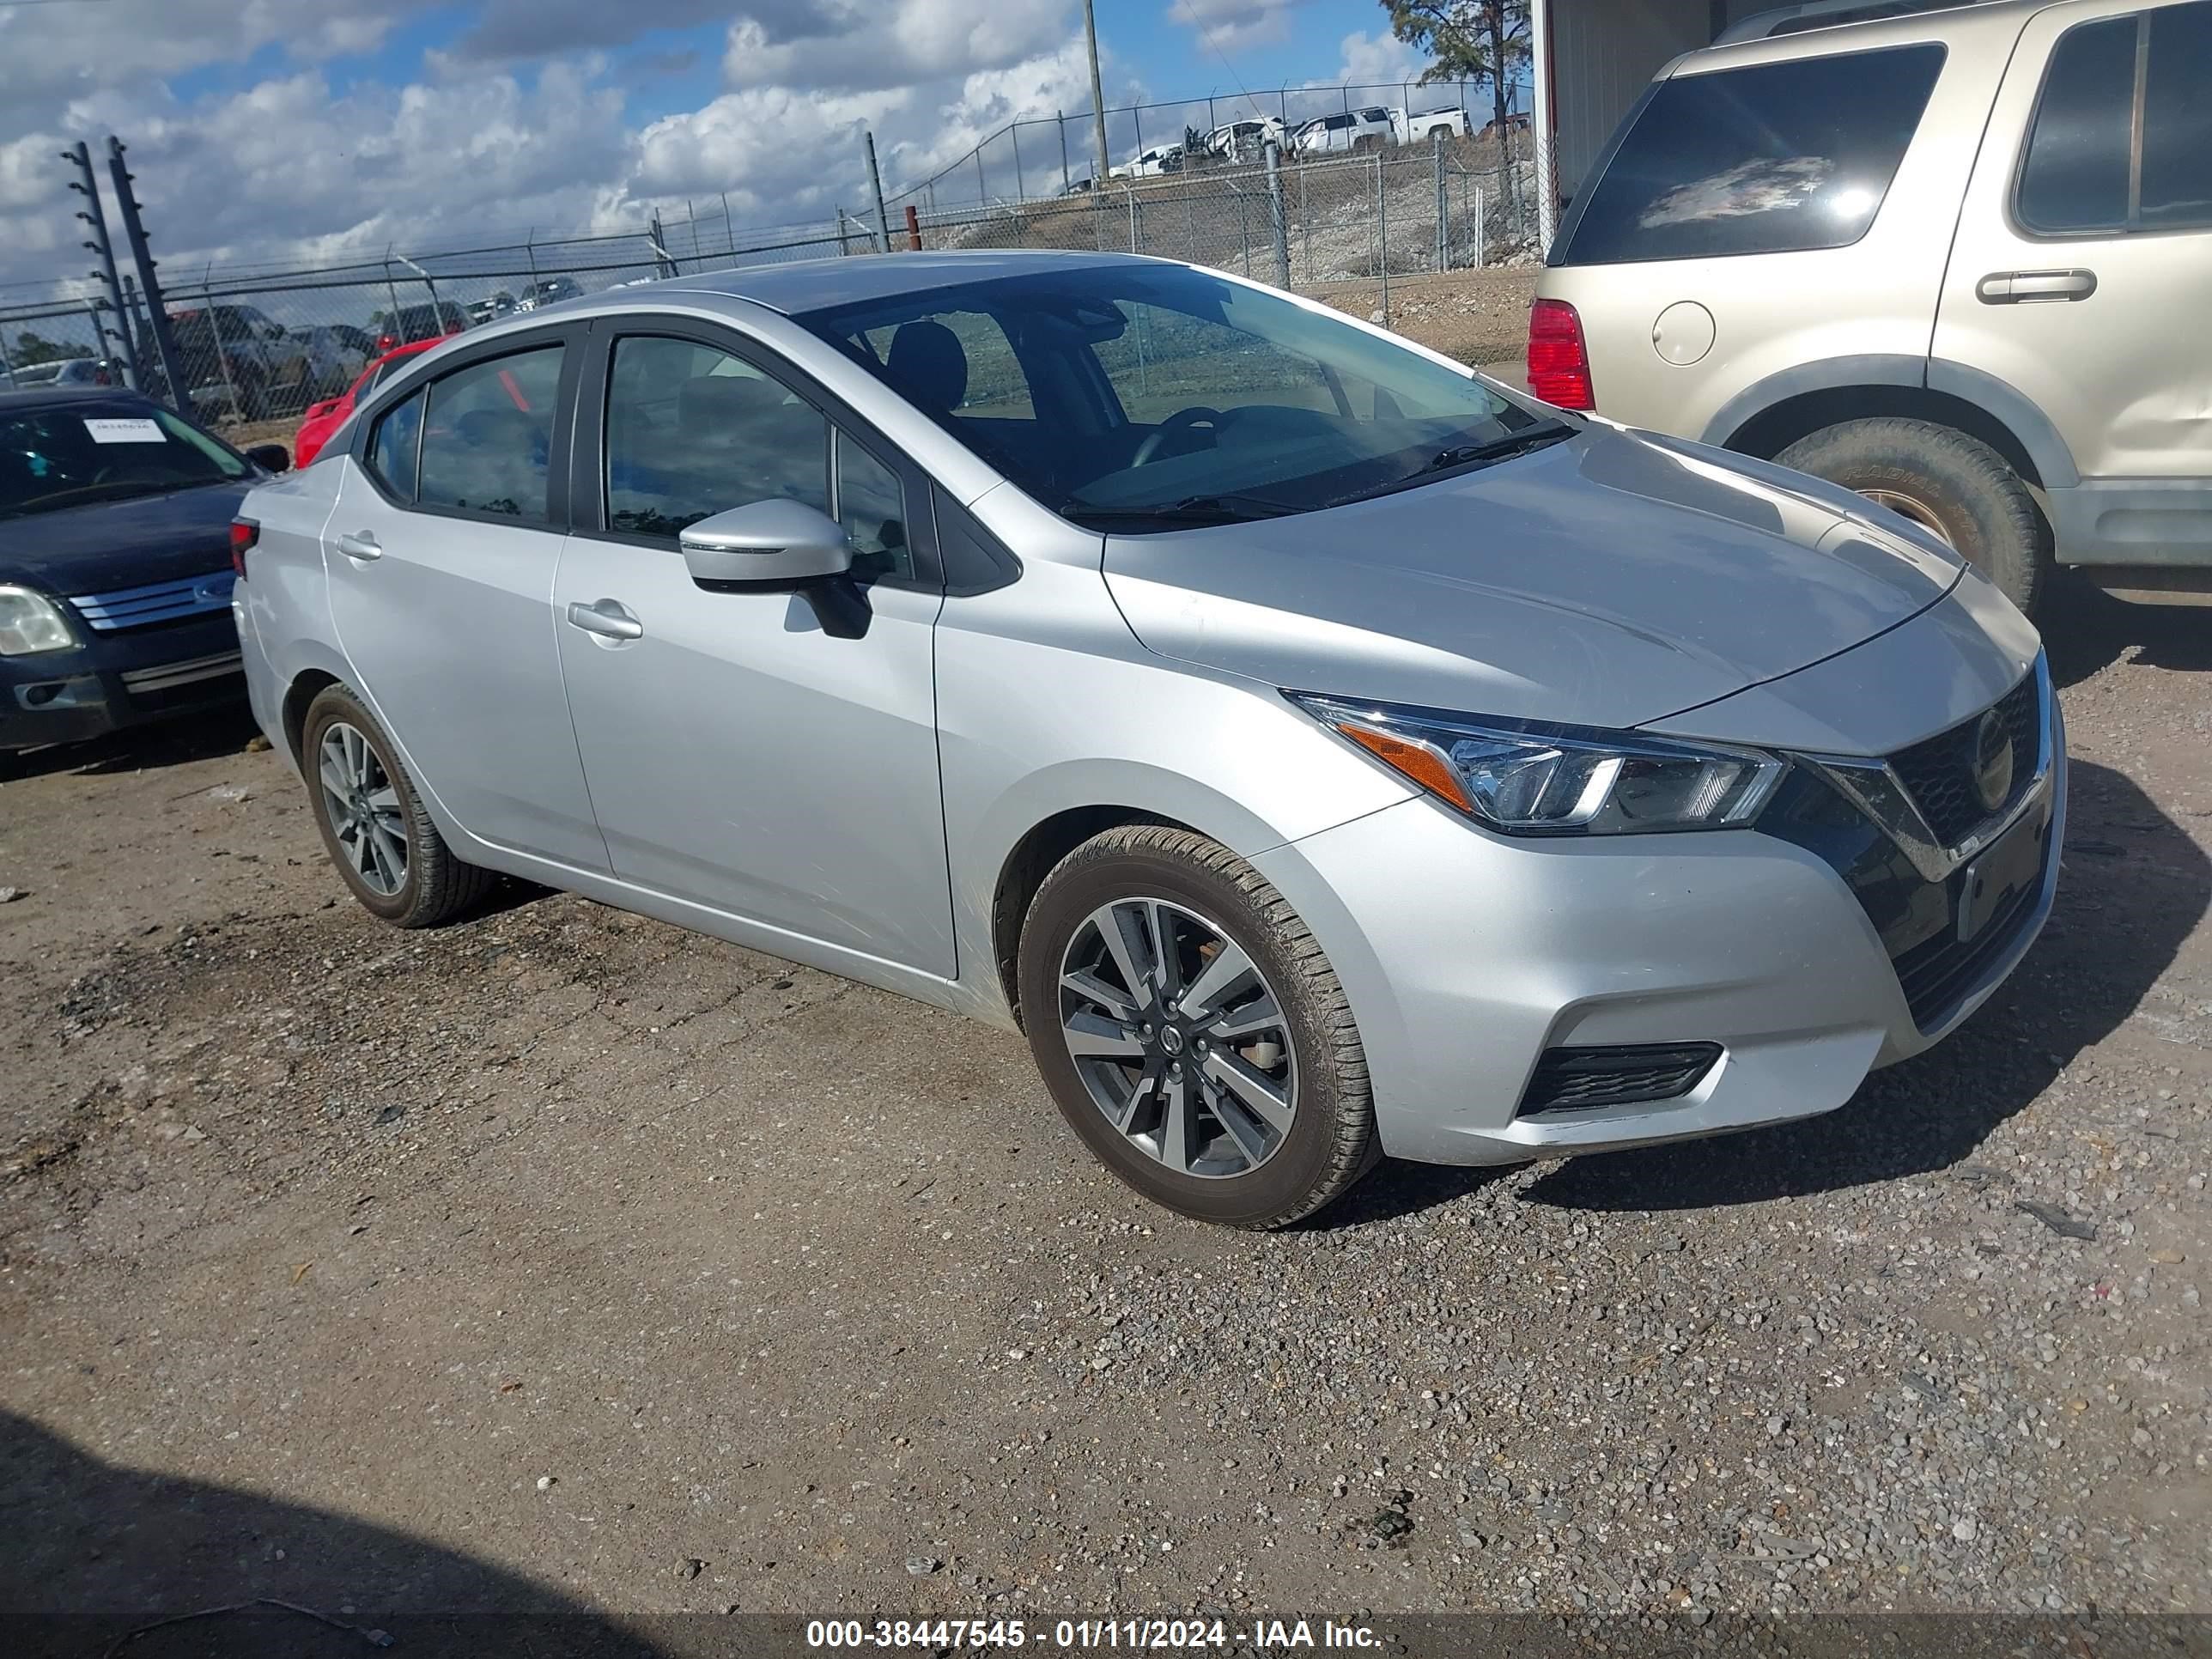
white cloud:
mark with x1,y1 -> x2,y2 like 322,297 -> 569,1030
0,0 -> 1133,293
1167,0 -> 1304,53
1330,28 -> 1431,89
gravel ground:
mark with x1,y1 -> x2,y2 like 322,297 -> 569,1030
1,583 -> 2208,1654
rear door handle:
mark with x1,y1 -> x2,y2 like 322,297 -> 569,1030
335,531 -> 381,561
566,599 -> 644,641
1976,269 -> 2097,304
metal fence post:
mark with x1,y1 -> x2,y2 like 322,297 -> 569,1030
1010,123 -> 1024,202
1376,151 -> 1389,327
1433,128 -> 1449,273
1126,183 -> 1138,253
1264,140 -> 1290,289
1058,110 -> 1071,192
836,205 -> 851,257
104,136 -> 185,407
865,131 -> 893,253
1473,186 -> 1486,270
202,276 -> 242,422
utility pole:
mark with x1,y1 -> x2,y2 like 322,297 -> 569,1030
104,136 -> 185,408
1083,0 -> 1110,186
63,141 -> 136,386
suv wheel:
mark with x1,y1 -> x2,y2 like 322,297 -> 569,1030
301,685 -> 495,928
1775,418 -> 2051,614
1016,825 -> 1378,1229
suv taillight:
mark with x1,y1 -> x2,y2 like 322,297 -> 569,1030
230,519 -> 258,580
1527,298 -> 1595,411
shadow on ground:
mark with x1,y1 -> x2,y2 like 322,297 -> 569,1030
0,1411 -> 664,1658
2,703 -> 265,784
1522,759 -> 2206,1212
2046,580 -> 2212,688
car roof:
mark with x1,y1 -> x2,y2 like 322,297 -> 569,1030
501,249 -> 1164,322
1680,0 -> 2039,67
0,386 -> 155,411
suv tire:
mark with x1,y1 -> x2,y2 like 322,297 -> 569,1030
1776,418 -> 2051,614
1017,824 -> 1379,1229
301,684 -> 495,928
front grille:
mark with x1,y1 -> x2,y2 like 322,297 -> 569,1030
1892,865 -> 2043,1029
120,650 -> 242,694
67,570 -> 234,633
1518,1042 -> 1722,1117
1888,672 -> 2041,847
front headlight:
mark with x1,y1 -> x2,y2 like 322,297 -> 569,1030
0,586 -> 75,655
1291,693 -> 1784,836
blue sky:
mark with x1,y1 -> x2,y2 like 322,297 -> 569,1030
0,0 -> 1478,286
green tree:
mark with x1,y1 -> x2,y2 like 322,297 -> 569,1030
9,330 -> 92,367
1378,0 -> 1529,139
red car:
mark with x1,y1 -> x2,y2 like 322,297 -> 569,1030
291,339 -> 443,467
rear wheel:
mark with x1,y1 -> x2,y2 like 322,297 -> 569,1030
1775,417 -> 2051,614
301,685 -> 494,928
1016,825 -> 1378,1229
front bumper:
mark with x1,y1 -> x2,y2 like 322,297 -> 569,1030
0,609 -> 245,750
1251,696 -> 2066,1169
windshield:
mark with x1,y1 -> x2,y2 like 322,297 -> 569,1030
793,263 -> 1565,529
0,403 -> 249,520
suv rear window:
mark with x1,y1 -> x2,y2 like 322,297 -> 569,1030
1555,43 -> 1946,265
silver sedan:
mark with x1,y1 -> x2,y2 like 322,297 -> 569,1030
233,250 -> 2063,1227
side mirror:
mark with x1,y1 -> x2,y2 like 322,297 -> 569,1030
246,442 -> 291,473
679,500 -> 852,587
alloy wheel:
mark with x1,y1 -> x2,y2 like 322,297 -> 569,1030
1056,896 -> 1297,1179
317,720 -> 408,896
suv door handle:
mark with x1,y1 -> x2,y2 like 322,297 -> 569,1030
1977,269 -> 2097,304
566,599 -> 644,641
335,531 -> 381,561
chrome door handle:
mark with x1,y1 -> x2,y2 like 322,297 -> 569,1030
1976,269 -> 2097,304
335,531 -> 381,560
566,599 -> 643,641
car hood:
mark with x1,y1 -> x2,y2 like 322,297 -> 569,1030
1101,424 -> 1966,731
0,480 -> 251,594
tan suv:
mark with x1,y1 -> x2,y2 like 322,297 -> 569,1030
1528,0 -> 2211,614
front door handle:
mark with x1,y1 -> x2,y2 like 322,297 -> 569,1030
566,599 -> 644,641
335,531 -> 381,561
1976,269 -> 2097,304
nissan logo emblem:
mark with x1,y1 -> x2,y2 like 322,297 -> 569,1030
1972,709 -> 2014,813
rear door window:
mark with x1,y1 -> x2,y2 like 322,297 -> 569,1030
1556,43 -> 1946,264
2022,0 -> 2212,234
415,345 -> 564,522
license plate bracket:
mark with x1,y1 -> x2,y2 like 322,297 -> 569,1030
1958,793 -> 2049,943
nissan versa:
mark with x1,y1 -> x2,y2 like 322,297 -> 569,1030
233,251 -> 2063,1228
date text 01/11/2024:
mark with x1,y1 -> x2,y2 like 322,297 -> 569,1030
804,1618 -> 1382,1649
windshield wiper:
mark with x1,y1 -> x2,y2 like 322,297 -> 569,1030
1306,421 -> 1581,514
1419,421 -> 1577,476
1060,491 -> 1304,527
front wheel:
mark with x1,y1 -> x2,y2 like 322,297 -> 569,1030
300,685 -> 494,927
1016,825 -> 1378,1229
1775,417 -> 2052,615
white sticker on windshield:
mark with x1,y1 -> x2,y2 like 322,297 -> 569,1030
83,417 -> 167,444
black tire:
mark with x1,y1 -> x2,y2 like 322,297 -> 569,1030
300,684 -> 494,928
1776,417 -> 2052,615
1016,824 -> 1378,1229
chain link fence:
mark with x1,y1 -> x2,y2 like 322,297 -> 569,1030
4,137 -> 1534,433
902,137 -> 1534,295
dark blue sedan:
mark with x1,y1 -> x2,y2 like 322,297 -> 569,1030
1,386 -> 289,751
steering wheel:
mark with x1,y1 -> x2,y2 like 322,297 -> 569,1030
1131,404 -> 1224,467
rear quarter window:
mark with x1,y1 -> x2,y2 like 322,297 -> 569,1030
1555,42 -> 1947,265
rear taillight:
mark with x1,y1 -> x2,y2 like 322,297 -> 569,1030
1527,298 -> 1595,411
230,520 -> 258,580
